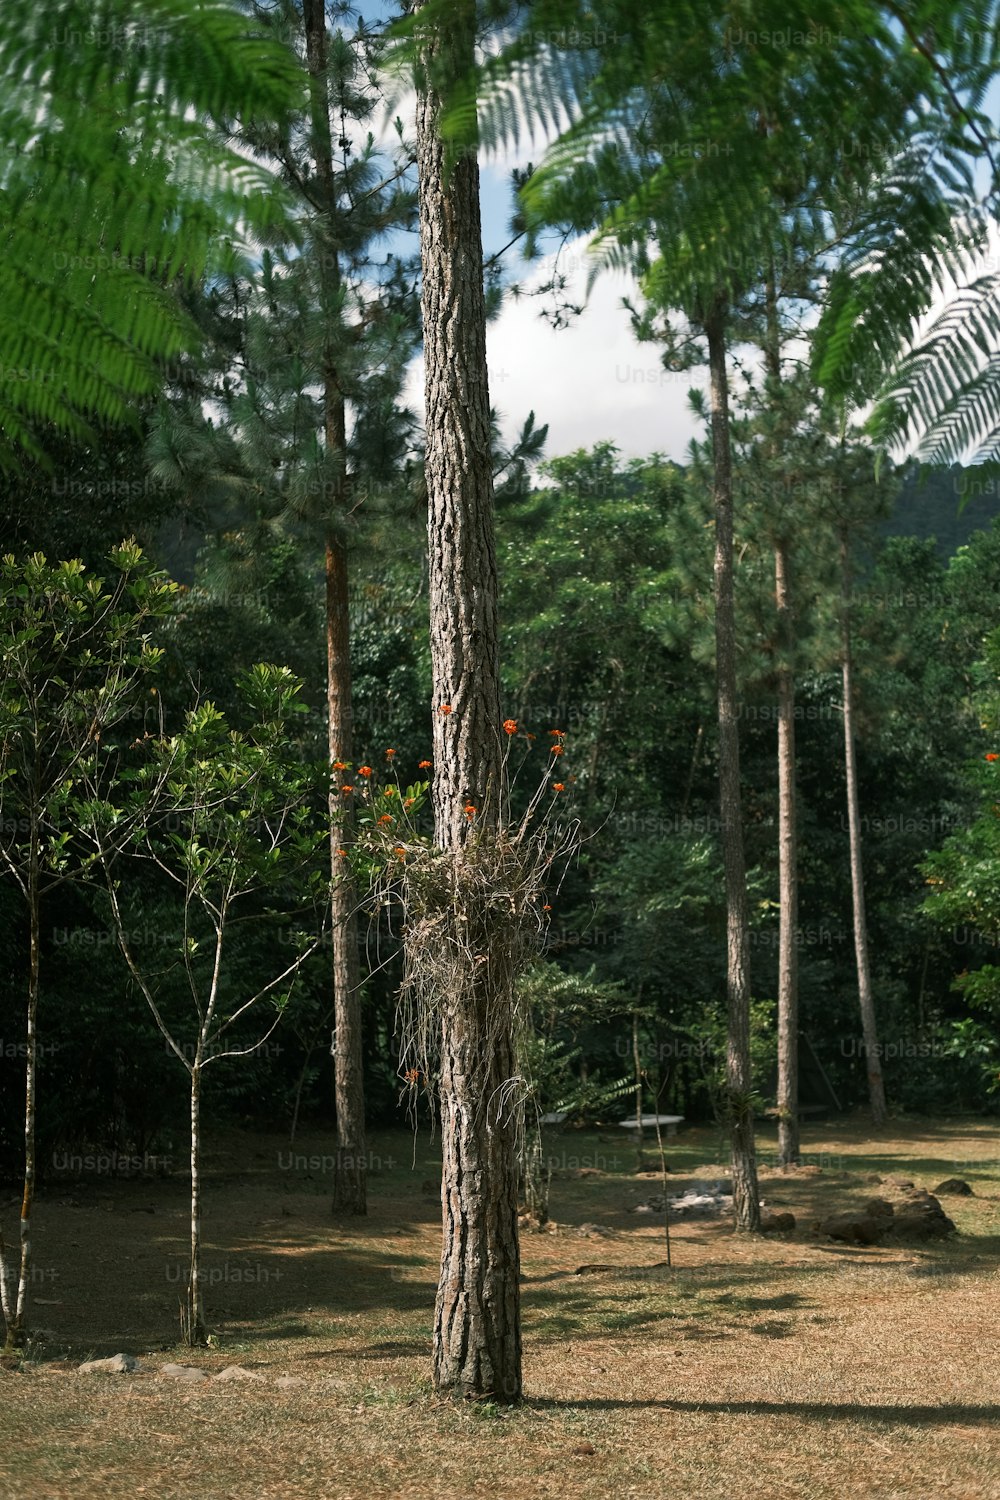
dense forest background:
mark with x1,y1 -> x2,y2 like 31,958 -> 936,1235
4,437 -> 1000,1178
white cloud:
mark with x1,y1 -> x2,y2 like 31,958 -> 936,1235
404,235 -> 707,465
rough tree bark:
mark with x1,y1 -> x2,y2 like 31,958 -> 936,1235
840,532 -> 888,1126
303,0 -> 366,1215
414,0 -> 522,1403
705,300 -> 761,1233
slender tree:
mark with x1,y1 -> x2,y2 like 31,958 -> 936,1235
704,300 -> 761,1229
839,530 -> 889,1125
0,543 -> 176,1352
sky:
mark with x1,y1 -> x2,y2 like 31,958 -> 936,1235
405,173 -> 709,465
363,5 -> 709,470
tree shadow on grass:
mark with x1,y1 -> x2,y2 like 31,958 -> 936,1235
527,1396 -> 1000,1428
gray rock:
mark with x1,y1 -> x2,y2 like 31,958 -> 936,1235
213,1365 -> 264,1383
160,1362 -> 210,1382
78,1353 -> 145,1375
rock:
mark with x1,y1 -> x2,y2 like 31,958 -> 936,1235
160,1362 -> 210,1382
934,1178 -> 974,1196
760,1211 -> 796,1234
817,1205 -> 894,1245
887,1191 -> 956,1241
863,1198 -> 896,1221
212,1365 -> 263,1383
78,1353 -> 145,1375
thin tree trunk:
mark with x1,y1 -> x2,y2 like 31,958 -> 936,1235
763,273 -> 800,1170
303,0 -> 366,1214
186,1059 -> 207,1345
415,0 -> 522,1403
327,534 -> 366,1215
6,835 -> 39,1350
840,532 -> 888,1126
775,539 -> 800,1168
705,302 -> 760,1233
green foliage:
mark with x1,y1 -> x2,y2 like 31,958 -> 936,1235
0,0 -> 303,463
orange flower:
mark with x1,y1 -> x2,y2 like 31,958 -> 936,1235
439,704 -> 452,714
503,718 -> 517,735
542,903 -> 552,912
358,765 -> 373,778
418,759 -> 432,769
385,786 -> 398,797
552,782 -> 565,792
393,846 -> 406,860
464,803 -> 477,820
333,760 -> 348,772
404,1067 -> 420,1085
385,747 -> 396,758
341,785 -> 354,795
987,753 -> 999,762
404,797 -> 415,809
336,847 -> 347,857
549,729 -> 565,738
550,744 -> 564,756
378,814 -> 393,825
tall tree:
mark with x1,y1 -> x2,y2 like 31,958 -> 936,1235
839,530 -> 889,1125
173,0 -> 421,1212
411,0 -> 522,1402
302,0 -> 367,1217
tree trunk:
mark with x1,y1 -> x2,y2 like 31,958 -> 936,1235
303,0 -> 366,1214
6,835 -> 39,1351
775,539 -> 800,1168
840,532 -> 888,1126
705,302 -> 760,1233
762,272 -> 800,1169
415,0 -> 522,1403
327,533 -> 366,1215
185,1059 -> 208,1346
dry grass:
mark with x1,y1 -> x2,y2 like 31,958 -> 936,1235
2,1114 -> 1000,1499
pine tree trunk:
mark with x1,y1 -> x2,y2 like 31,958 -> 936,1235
775,540 -> 800,1167
705,303 -> 760,1233
303,0 -> 366,1214
6,835 -> 39,1351
415,0 -> 522,1403
840,533 -> 888,1126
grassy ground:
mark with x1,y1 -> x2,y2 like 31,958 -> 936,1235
2,1114 -> 1000,1499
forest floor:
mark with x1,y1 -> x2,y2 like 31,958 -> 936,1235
1,1114 -> 999,1499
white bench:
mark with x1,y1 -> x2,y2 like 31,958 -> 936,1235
618,1114 -> 684,1137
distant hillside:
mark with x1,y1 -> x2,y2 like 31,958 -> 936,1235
886,464 -> 1000,558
